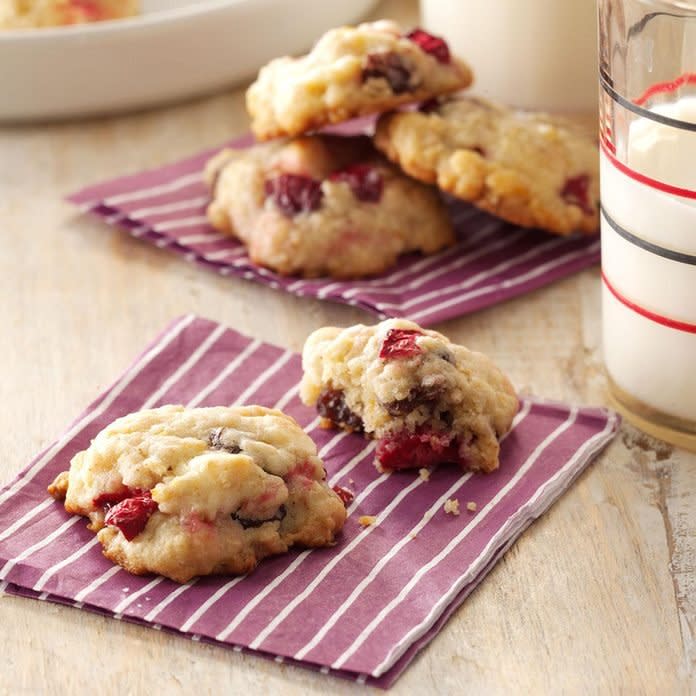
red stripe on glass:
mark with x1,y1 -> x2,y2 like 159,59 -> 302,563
602,271 -> 696,334
600,137 -> 696,200
634,72 -> 696,106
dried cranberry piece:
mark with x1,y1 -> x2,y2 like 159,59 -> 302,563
406,28 -> 451,64
104,491 -> 158,541
69,0 -> 102,20
264,174 -> 323,217
561,174 -> 593,214
288,460 -> 318,480
93,487 -> 144,510
362,52 -> 413,94
317,389 -> 364,432
329,164 -> 383,203
376,430 -> 460,470
332,485 -> 355,506
384,384 -> 444,416
379,328 -> 424,360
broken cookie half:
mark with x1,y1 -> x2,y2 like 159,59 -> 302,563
300,319 -> 518,473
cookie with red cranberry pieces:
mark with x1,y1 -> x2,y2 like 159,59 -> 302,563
48,405 -> 346,583
246,20 -> 472,140
374,96 -> 600,235
300,319 -> 519,474
0,0 -> 139,28
205,134 -> 454,278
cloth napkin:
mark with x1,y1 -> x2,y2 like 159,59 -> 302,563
67,128 -> 600,327
0,316 -> 618,687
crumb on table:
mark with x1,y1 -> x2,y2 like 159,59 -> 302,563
359,515 -> 378,527
418,468 -> 430,481
444,498 -> 460,516
466,501 -> 478,512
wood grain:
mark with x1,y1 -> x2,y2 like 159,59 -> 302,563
0,1 -> 693,693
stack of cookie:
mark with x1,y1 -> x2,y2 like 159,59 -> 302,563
206,20 -> 600,280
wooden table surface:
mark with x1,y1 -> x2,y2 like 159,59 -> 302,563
1,1 -> 694,693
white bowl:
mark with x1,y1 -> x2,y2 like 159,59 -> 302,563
0,0 -> 379,122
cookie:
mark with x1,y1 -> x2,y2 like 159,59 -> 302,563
246,20 -> 472,141
374,96 -> 600,236
205,134 -> 455,278
48,405 -> 346,583
300,319 -> 518,473
1,0 -> 138,28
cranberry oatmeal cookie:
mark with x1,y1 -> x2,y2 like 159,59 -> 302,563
1,0 -> 138,28
246,20 -> 472,140
205,134 -> 454,278
374,96 -> 600,236
300,319 -> 518,473
48,405 -> 346,583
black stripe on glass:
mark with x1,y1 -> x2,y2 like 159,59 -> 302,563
601,204 -> 696,265
599,69 -> 696,133
627,11 -> 693,43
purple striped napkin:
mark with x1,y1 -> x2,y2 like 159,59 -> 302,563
67,130 -> 600,326
0,316 -> 618,687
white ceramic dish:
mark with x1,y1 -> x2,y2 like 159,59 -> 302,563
0,0 -> 379,122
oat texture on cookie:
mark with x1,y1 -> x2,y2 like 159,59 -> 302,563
246,20 -> 472,140
300,318 -> 519,473
48,405 -> 347,583
205,134 -> 454,278
375,95 -> 600,236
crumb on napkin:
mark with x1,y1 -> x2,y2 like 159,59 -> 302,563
444,498 -> 460,516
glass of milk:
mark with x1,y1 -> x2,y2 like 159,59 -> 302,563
599,0 -> 696,449
421,0 -> 598,112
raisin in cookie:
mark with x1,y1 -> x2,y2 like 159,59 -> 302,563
374,96 -> 600,236
205,134 -> 454,278
246,20 -> 472,141
1,0 -> 138,28
300,319 -> 518,473
48,405 -> 346,583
